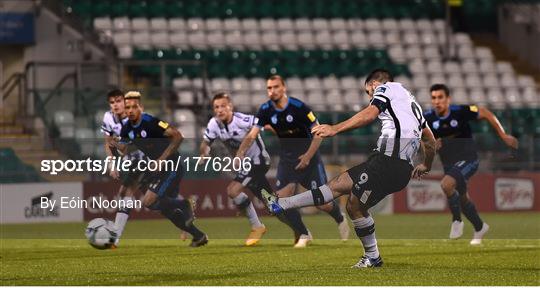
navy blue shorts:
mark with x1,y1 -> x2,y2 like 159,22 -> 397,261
276,158 -> 328,190
443,159 -> 479,194
144,167 -> 184,198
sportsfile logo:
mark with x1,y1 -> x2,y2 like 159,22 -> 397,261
24,191 -> 59,218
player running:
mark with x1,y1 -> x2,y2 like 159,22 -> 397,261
117,91 -> 208,247
261,69 -> 437,267
199,92 -> 271,246
101,89 -> 145,247
424,84 -> 518,244
238,75 -> 350,248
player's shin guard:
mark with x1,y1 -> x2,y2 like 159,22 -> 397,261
352,216 -> 379,259
326,200 -> 345,223
233,192 -> 263,228
447,192 -> 462,222
461,200 -> 484,231
278,184 -> 334,209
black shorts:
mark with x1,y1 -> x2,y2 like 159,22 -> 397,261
120,159 -> 148,190
276,156 -> 327,190
234,162 -> 270,201
443,159 -> 479,194
347,153 -> 413,209
142,166 -> 184,198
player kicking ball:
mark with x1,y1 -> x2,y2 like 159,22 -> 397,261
262,69 -> 437,268
424,84 -> 518,244
117,92 -> 208,247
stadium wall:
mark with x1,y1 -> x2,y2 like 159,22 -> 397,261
393,172 -> 540,213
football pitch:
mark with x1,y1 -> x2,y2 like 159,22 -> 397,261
1,213 -> 539,286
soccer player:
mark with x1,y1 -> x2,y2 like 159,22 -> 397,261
424,84 -> 518,244
101,89 -> 144,247
261,69 -> 437,267
238,75 -> 350,248
117,91 -> 208,247
199,92 -> 270,246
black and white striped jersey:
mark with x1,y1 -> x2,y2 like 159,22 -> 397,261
369,82 -> 427,165
204,112 -> 270,165
101,111 -> 123,138
101,111 -> 145,160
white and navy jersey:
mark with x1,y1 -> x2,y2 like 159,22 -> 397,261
204,112 -> 270,165
369,82 -> 427,165
101,111 -> 123,137
101,111 -> 144,160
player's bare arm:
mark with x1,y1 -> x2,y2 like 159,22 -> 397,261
296,124 -> 322,170
478,107 -> 518,149
412,127 -> 436,179
157,126 -> 183,161
104,135 -> 120,179
312,105 -> 379,137
199,139 -> 211,158
236,126 -> 260,158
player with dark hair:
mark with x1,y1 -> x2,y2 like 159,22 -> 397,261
424,84 -> 518,244
117,91 -> 208,247
238,75 -> 350,248
101,89 -> 145,247
262,69 -> 437,267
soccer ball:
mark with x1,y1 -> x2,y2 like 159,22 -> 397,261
85,218 -> 118,249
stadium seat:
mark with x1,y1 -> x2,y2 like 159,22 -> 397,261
94,17 -> 112,31
174,109 -> 196,123
496,61 -> 514,74
241,18 -> 259,31
205,18 -> 222,32
482,73 -> 500,88
177,91 -> 196,105
187,18 -> 205,32
113,31 -> 131,45
151,32 -> 170,48
150,18 -> 168,31
168,18 -> 187,30
131,17 -> 149,31
113,17 -> 130,31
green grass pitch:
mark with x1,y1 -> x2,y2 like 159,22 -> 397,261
1,212 -> 539,285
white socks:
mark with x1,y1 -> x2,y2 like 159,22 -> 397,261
233,192 -> 263,228
352,216 -> 379,259
114,196 -> 132,244
278,184 -> 334,209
